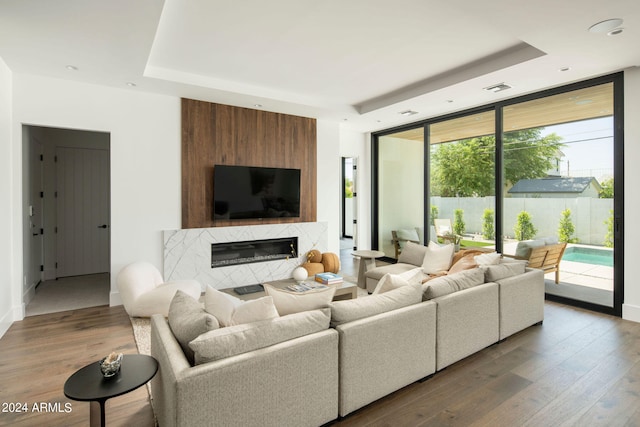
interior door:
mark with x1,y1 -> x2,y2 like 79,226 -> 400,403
55,146 -> 110,277
28,138 -> 44,285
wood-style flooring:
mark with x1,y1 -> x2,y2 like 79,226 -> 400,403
2,296 -> 640,426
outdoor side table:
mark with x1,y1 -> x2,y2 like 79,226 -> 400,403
352,249 -> 385,289
64,354 -> 158,427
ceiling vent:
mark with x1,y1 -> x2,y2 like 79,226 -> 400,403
484,83 -> 512,93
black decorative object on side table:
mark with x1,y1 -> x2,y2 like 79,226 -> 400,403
64,354 -> 158,427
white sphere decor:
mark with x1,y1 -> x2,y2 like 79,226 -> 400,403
292,266 -> 308,283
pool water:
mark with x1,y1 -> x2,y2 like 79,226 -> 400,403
562,246 -> 613,267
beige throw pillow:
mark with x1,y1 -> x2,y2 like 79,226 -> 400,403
204,286 -> 279,327
421,241 -> 455,274
398,241 -> 428,266
264,283 -> 336,316
190,309 -> 330,364
168,290 -> 219,364
474,252 -> 501,267
372,267 -> 423,294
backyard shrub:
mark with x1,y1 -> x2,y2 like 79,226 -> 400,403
604,210 -> 614,248
514,211 -> 537,241
453,209 -> 465,236
482,209 -> 495,240
430,205 -> 439,225
558,209 -> 578,243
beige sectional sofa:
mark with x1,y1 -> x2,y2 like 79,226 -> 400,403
150,243 -> 544,426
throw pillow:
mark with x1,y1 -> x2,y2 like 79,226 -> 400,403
421,241 -> 455,274
422,268 -> 485,300
190,309 -> 330,364
398,241 -> 428,266
372,267 -> 423,294
484,262 -> 526,282
167,290 -> 219,364
514,239 -> 545,258
264,283 -> 336,316
329,284 -> 422,327
474,252 -> 501,267
204,286 -> 279,327
447,253 -> 478,275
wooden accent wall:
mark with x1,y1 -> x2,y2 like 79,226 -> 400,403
181,99 -> 317,228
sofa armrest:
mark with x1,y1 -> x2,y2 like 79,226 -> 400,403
335,301 -> 436,416
496,268 -> 544,340
151,315 -> 339,427
433,282 -> 499,370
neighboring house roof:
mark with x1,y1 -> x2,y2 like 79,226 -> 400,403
508,177 -> 601,194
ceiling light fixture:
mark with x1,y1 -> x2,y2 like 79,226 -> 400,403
559,67 -> 571,72
399,110 -> 418,116
607,27 -> 624,36
588,18 -> 623,34
484,83 -> 512,93
254,104 -> 263,108
65,65 -> 78,71
126,82 -> 137,87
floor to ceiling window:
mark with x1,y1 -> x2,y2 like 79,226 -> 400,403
372,73 -> 623,316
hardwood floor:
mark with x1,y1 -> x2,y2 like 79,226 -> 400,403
2,298 -> 640,426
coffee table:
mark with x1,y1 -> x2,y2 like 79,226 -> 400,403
64,354 -> 158,427
223,278 -> 358,301
352,250 -> 385,288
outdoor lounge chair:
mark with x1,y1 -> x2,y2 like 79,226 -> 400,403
506,241 -> 567,284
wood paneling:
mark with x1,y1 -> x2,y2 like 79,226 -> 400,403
182,99 -> 317,228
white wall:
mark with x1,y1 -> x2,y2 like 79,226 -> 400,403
623,67 -> 640,322
11,74 -> 182,311
316,120 -> 342,255
0,57 -> 14,337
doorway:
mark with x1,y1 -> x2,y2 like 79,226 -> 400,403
342,157 -> 357,248
23,126 -> 111,316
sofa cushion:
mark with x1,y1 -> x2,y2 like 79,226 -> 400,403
168,290 -> 219,364
204,286 -> 279,327
329,284 -> 422,327
484,262 -> 527,282
398,241 -> 428,266
422,268 -> 485,300
474,251 -> 501,267
264,283 -> 336,316
189,309 -> 330,364
372,268 -> 423,294
514,239 -> 546,258
421,241 -> 455,274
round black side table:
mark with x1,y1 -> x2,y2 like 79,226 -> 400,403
64,354 -> 158,427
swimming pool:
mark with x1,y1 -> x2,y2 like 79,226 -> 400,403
562,246 -> 613,267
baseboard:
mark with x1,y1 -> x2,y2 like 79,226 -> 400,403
622,303 -> 640,323
0,305 -> 24,339
110,290 -> 122,307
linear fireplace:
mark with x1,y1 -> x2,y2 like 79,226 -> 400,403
211,237 -> 298,268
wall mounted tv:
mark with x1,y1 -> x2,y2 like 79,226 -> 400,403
213,165 -> 301,220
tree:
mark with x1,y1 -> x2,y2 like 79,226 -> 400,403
599,178 -> 614,198
453,209 -> 465,236
482,209 -> 495,240
430,205 -> 439,226
514,211 -> 537,241
344,178 -> 353,198
431,129 -> 563,197
558,209 -> 578,243
604,210 -> 614,248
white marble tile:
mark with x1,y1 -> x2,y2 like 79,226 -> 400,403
163,222 -> 328,290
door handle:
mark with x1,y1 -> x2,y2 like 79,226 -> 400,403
97,224 -> 109,229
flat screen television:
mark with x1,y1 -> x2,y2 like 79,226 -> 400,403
213,165 -> 301,220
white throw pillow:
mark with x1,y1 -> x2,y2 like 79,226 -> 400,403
264,283 -> 336,316
421,241 -> 455,274
204,286 -> 279,327
372,267 -> 423,294
474,252 -> 501,267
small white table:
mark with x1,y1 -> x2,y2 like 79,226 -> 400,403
352,250 -> 385,289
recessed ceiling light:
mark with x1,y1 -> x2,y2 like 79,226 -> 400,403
559,67 -> 571,72
607,27 -> 624,36
126,82 -> 137,87
446,100 -> 454,103
254,104 -> 263,108
588,18 -> 623,34
484,83 -> 512,93
65,65 -> 78,71
399,110 -> 418,116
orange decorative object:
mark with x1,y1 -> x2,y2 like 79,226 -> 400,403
321,252 -> 340,274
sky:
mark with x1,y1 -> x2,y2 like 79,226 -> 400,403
542,116 -> 614,182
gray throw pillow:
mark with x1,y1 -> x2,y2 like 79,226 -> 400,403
398,241 -> 427,266
168,290 -> 219,365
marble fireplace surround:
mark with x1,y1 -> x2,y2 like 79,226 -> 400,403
163,222 -> 328,290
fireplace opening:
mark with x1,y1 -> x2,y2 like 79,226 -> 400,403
211,237 -> 298,268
